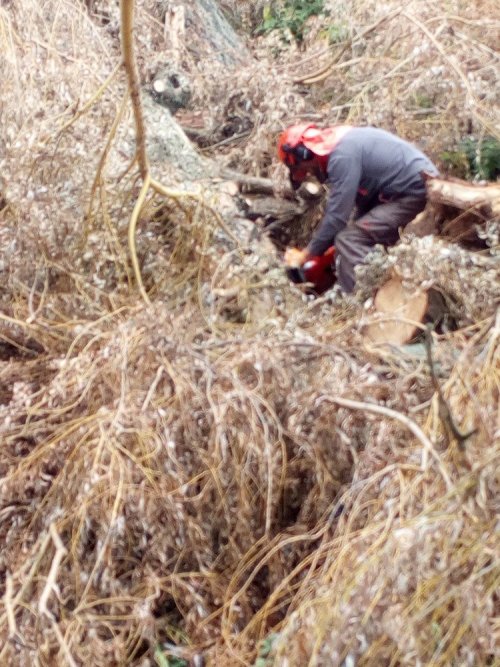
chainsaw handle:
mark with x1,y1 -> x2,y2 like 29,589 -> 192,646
286,266 -> 307,284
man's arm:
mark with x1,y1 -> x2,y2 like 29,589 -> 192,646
307,152 -> 361,256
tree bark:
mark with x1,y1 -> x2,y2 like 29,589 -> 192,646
404,175 -> 500,243
426,175 -> 500,217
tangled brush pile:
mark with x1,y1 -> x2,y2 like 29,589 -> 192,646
3,312 -> 500,667
1,215 -> 498,665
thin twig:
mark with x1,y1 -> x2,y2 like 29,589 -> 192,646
295,9 -> 402,85
128,171 -> 152,304
36,525 -> 78,667
424,327 -> 477,448
56,61 -> 121,136
38,523 -> 68,619
85,91 -> 129,232
4,574 -> 17,639
51,621 -> 78,667
401,11 -> 499,139
315,395 -> 453,490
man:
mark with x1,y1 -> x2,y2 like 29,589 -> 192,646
277,124 -> 439,292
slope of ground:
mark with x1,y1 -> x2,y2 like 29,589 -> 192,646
0,1 -> 498,666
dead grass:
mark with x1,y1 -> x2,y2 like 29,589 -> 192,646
0,1 -> 499,666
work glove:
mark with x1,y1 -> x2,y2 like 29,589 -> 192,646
284,247 -> 309,268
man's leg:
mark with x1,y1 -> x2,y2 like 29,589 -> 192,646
335,225 -> 375,293
335,195 -> 426,292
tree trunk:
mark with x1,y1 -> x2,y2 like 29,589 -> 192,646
405,174 -> 500,243
426,175 -> 500,216
141,0 -> 252,179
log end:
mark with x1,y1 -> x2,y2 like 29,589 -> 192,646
362,276 -> 429,345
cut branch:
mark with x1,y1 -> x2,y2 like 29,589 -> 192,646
222,169 -> 324,201
425,175 -> 500,217
423,173 -> 500,243
222,169 -> 294,198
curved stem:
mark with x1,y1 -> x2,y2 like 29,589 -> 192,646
120,0 -> 149,178
128,172 -> 152,304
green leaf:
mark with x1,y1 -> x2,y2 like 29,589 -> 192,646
259,633 -> 279,657
263,5 -> 273,22
153,646 -> 188,667
255,0 -> 326,43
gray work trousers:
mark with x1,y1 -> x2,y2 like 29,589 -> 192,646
335,195 -> 427,292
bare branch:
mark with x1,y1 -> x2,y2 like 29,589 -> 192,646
316,395 -> 453,490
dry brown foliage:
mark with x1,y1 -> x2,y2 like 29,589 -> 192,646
0,1 -> 498,666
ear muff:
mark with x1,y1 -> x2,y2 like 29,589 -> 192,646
282,142 -> 314,166
294,144 -> 314,162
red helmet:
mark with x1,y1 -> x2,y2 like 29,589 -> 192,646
277,123 -> 318,167
277,123 -> 353,165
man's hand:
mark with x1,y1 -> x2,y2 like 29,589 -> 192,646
284,247 -> 309,268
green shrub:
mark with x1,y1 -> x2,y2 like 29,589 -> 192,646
154,646 -> 188,667
324,21 -> 348,45
253,633 -> 279,666
256,0 -> 328,43
441,136 -> 500,181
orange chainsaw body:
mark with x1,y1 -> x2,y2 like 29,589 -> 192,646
287,246 -> 336,294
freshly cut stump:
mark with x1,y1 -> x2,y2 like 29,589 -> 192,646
363,276 -> 429,345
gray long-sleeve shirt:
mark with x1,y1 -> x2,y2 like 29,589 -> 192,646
307,127 -> 439,256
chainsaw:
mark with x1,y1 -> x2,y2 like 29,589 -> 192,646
286,246 -> 336,294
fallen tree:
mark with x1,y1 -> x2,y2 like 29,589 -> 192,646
403,173 -> 500,243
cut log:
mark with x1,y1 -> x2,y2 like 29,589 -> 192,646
363,275 -> 429,345
242,195 -> 304,223
403,209 -> 439,237
296,180 -> 324,200
151,67 -> 191,114
399,174 -> 500,244
422,174 -> 500,244
221,169 -> 324,200
222,169 -> 292,197
425,175 -> 500,216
